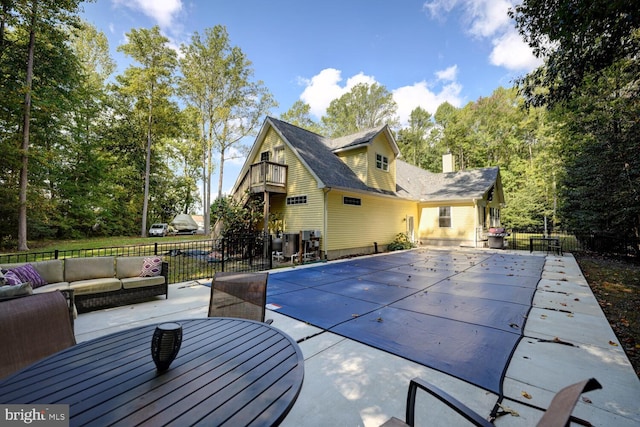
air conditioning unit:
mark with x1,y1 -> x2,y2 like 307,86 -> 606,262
302,230 -> 321,240
282,233 -> 299,258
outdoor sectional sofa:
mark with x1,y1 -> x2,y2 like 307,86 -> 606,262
0,256 -> 168,313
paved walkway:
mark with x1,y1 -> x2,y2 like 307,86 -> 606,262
74,248 -> 640,426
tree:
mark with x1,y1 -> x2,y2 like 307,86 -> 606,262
280,100 -> 323,134
396,107 -> 433,167
51,22 -> 117,238
555,62 -> 639,237
0,0 -> 84,249
322,82 -> 399,137
179,26 -> 275,234
512,0 -> 640,241
117,26 -> 177,237
168,107 -> 202,215
510,0 -> 640,107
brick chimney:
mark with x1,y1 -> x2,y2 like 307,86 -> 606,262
442,153 -> 455,173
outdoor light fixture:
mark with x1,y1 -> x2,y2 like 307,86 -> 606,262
151,322 -> 182,372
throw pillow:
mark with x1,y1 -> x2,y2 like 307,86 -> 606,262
3,269 -> 23,286
140,257 -> 163,277
10,264 -> 47,289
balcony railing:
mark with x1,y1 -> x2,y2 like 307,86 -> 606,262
235,161 -> 287,200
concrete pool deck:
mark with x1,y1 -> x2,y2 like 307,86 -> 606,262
73,247 -> 640,426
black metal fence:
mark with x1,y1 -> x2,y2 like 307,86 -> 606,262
0,233 -> 272,285
507,229 -> 639,258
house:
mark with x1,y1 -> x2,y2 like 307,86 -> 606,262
231,117 -> 505,260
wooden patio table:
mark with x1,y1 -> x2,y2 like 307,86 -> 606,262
0,318 -> 304,426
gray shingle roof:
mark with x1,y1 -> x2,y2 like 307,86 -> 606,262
268,117 -> 372,192
396,159 -> 499,201
267,117 -> 498,201
325,126 -> 387,151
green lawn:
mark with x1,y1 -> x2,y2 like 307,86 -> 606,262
4,235 -> 212,254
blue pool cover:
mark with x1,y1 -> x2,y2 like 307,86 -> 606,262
266,250 -> 544,394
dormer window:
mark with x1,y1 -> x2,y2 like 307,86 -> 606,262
376,153 -> 389,172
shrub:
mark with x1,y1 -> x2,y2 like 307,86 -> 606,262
387,233 -> 415,251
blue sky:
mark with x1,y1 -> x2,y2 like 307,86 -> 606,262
80,0 -> 541,199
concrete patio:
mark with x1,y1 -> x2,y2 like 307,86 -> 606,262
74,247 -> 640,426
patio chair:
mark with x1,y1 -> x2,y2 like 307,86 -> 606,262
208,272 -> 272,324
381,377 -> 601,427
547,237 -> 563,256
0,291 -> 76,380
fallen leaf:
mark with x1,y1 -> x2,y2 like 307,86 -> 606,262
567,313 -> 574,318
609,340 -> 619,347
540,314 -> 547,319
521,391 -> 532,399
497,403 -> 520,417
582,396 -> 593,404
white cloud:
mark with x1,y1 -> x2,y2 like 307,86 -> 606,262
490,29 -> 542,71
299,67 -> 464,127
113,0 -> 183,28
435,65 -> 458,82
423,0 -> 511,38
393,79 -> 463,127
423,0 -> 540,72
299,68 -> 376,118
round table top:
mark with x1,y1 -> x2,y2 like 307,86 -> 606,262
0,318 -> 304,426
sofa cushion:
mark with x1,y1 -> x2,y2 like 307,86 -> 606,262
115,256 -> 145,279
9,264 -> 47,288
65,256 -> 115,282
1,260 -> 65,285
32,282 -> 70,293
32,260 -> 65,284
69,278 -> 121,295
0,282 -> 33,298
121,276 -> 166,289
140,256 -> 163,277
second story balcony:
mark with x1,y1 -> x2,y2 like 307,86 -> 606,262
235,161 -> 288,198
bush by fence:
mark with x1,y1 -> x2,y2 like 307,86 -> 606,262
0,233 -> 272,285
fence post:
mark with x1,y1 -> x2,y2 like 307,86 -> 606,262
221,238 -> 225,272
55,249 -> 59,260
269,233 -> 273,270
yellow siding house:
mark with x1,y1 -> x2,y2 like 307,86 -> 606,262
231,117 -> 504,260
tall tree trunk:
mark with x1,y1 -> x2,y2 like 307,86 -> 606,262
141,85 -> 154,237
201,121 -> 208,232
204,124 -> 213,235
18,0 -> 38,251
0,0 -> 9,54
217,147 -> 225,200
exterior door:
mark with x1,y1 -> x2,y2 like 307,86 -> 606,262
406,215 -> 415,242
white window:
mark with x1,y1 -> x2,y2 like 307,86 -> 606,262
439,206 -> 451,228
286,195 -> 307,205
376,153 -> 389,171
490,207 -> 500,227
